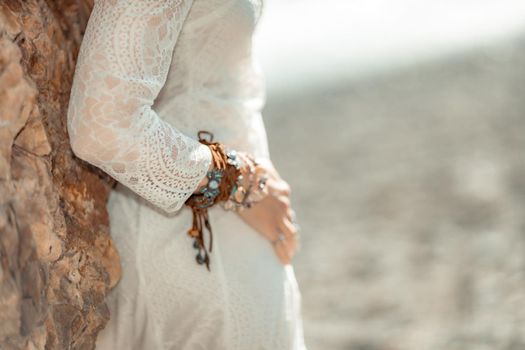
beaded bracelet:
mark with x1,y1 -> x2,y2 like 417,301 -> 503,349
222,154 -> 269,211
184,131 -> 270,271
184,131 -> 240,270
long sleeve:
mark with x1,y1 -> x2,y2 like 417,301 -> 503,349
67,0 -> 212,213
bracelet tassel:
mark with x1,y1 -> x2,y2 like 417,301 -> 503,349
188,206 -> 213,271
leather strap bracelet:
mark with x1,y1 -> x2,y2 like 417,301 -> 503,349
184,130 -> 270,271
184,131 -> 242,271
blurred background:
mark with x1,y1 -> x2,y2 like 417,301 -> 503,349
253,1 -> 525,349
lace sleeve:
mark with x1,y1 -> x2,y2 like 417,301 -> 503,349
67,0 -> 212,213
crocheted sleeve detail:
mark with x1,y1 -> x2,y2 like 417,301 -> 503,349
67,0 -> 212,213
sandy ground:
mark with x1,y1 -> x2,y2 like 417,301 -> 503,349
262,37 -> 525,350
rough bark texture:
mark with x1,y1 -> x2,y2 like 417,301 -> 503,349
0,1 -> 121,349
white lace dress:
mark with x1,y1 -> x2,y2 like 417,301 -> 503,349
66,0 -> 307,349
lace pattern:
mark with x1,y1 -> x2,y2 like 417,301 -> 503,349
67,0 -> 212,213
66,1 -> 308,349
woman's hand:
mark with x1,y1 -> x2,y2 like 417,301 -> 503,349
234,156 -> 299,265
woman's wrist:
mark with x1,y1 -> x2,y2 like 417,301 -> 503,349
193,161 -> 213,194
184,130 -> 270,270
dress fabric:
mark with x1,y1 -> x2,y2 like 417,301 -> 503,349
66,0 -> 307,349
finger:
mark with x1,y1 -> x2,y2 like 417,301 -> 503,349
272,239 -> 291,265
277,218 -> 296,243
269,228 -> 291,265
277,219 -> 298,257
286,208 -> 297,222
273,195 -> 290,213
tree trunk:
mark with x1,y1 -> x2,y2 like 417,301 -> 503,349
0,1 -> 121,349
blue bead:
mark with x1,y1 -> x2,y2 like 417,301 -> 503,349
196,253 -> 205,264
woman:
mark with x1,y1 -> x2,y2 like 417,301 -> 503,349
66,0 -> 307,349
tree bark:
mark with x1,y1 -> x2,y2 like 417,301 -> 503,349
0,1 -> 121,349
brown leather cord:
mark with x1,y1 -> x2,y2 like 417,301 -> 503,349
184,131 -> 242,271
